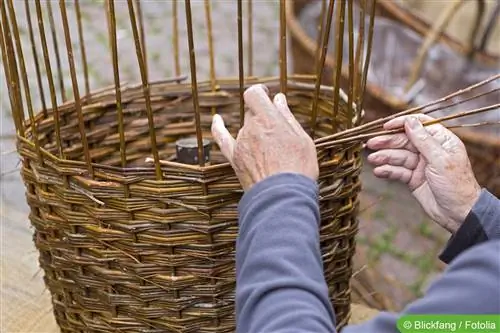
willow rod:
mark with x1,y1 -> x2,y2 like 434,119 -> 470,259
75,0 -> 90,96
316,73 -> 500,143
0,2 -> 23,135
24,1 -> 47,116
359,0 -> 376,113
135,0 -> 148,77
106,0 -> 129,197
204,0 -> 217,116
34,0 -> 63,157
6,0 -> 42,161
332,0 -> 346,132
353,0 -> 366,124
347,0 -> 355,128
46,0 -> 66,102
313,0 -> 327,71
127,0 -> 163,178
247,0 -> 253,76
60,0 -> 93,176
184,0 -> 205,167
172,0 -> 181,77
310,0 -> 336,136
238,0 -> 245,126
317,103 -> 500,148
279,0 -> 287,94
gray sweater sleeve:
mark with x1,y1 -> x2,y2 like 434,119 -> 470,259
236,173 -> 336,333
236,174 -> 500,333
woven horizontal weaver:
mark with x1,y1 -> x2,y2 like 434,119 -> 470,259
0,0 -> 375,332
288,0 -> 500,195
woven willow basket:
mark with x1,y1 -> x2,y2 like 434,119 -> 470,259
1,1 -> 372,332
288,0 -> 500,196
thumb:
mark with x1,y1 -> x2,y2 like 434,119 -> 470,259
404,116 -> 444,163
211,114 -> 236,164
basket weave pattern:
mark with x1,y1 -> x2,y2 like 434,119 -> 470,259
18,81 -> 361,332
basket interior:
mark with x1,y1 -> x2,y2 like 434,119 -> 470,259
26,80 -> 355,169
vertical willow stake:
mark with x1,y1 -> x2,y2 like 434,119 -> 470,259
127,0 -> 163,177
347,0 -> 355,128
185,0 -> 205,167
310,0 -> 336,136
332,0 -> 346,132
205,0 -> 217,116
35,0 -> 62,157
75,0 -> 90,96
238,0 -> 245,127
279,0 -> 287,94
173,0 -> 181,77
60,0 -> 93,176
24,1 -> 47,116
46,1 -> 66,102
247,0 -> 253,76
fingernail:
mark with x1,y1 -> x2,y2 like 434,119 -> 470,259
274,93 -> 287,107
256,84 -> 269,95
407,116 -> 422,130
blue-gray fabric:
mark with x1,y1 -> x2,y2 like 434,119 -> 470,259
236,173 -> 500,333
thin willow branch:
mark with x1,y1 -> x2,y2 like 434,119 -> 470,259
316,103 -> 500,149
315,73 -> 500,143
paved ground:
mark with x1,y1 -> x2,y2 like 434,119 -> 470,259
0,1 -> 482,331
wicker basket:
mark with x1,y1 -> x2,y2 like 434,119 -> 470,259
287,0 -> 500,196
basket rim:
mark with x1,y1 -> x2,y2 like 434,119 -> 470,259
21,76 -> 360,174
286,0 -> 500,147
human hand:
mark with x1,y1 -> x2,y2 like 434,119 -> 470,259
211,84 -> 319,191
366,115 -> 481,233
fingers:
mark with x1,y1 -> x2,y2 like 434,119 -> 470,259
404,116 -> 445,163
211,114 -> 236,164
384,114 -> 434,130
368,149 -> 419,169
373,165 -> 413,184
243,84 -> 274,119
273,93 -> 303,133
366,133 -> 418,153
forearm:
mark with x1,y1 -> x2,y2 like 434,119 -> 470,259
440,189 -> 500,263
343,240 -> 500,333
236,173 -> 335,333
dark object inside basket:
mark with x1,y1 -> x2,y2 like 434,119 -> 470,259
176,137 -> 212,165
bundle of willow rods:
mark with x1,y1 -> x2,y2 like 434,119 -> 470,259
317,73 -> 500,149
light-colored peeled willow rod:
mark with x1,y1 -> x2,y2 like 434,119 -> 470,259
75,0 -> 90,96
127,0 -> 163,178
316,73 -> 500,143
279,0 -> 287,94
24,1 -> 47,116
35,0 -> 62,157
46,0 -> 66,102
238,0 -> 245,126
247,0 -> 253,76
60,0 -> 93,176
6,0 -> 42,162
184,0 -> 205,167
317,103 -> 500,149
310,0 -> 336,136
172,0 -> 181,77
332,0 -> 346,131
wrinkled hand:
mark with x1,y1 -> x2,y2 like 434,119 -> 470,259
366,115 -> 481,233
211,84 -> 319,191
